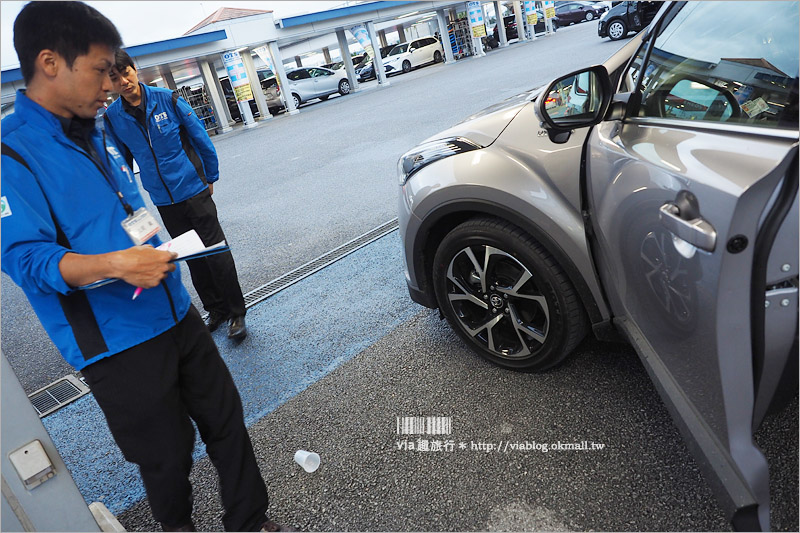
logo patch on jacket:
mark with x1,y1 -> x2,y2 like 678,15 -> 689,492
154,112 -> 169,122
1,196 -> 11,218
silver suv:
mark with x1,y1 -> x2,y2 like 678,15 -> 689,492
398,1 -> 798,529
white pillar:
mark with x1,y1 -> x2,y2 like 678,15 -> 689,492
240,48 -> 272,121
199,59 -> 232,134
336,29 -> 359,92
494,1 -> 508,47
322,46 -> 332,64
367,20 -> 389,86
395,24 -> 407,43
515,1 -> 530,41
436,9 -> 455,64
377,29 -> 388,48
268,41 -> 298,115
209,63 -> 234,125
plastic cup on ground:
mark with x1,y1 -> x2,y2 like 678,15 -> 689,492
293,450 -> 320,473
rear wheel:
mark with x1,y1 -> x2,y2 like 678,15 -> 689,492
585,11 -> 594,21
433,50 -> 443,63
608,19 -> 627,40
432,217 -> 587,372
338,79 -> 351,95
292,93 -> 301,109
402,60 -> 412,73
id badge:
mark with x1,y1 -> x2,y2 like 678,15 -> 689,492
121,207 -> 161,245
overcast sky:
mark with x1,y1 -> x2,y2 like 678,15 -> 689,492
1,1 -> 346,69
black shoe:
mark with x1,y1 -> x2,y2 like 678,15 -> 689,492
205,313 -> 227,333
228,315 -> 247,340
260,519 -> 298,532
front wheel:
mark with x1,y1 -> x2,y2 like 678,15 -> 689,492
432,217 -> 587,372
607,19 -> 627,40
402,60 -> 412,73
338,79 -> 351,95
585,11 -> 594,21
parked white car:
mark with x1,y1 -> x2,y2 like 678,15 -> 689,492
284,66 -> 352,108
382,37 -> 444,75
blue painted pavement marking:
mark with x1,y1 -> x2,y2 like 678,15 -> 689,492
42,232 -> 421,515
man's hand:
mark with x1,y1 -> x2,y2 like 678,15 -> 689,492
60,246 -> 177,289
208,183 -> 214,195
110,246 -> 178,288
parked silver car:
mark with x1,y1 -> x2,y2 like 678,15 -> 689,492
398,1 -> 798,529
284,66 -> 352,108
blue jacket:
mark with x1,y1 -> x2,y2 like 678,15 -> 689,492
1,91 -> 191,371
103,84 -> 219,206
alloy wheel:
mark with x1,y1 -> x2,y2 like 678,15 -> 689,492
585,11 -> 594,21
609,21 -> 625,39
445,245 -> 549,359
339,80 -> 351,95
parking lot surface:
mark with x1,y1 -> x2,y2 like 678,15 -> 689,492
2,21 -> 797,531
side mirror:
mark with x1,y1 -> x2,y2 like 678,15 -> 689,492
535,65 -> 613,132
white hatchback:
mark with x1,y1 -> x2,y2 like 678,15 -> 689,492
382,37 -> 444,75
284,66 -> 352,108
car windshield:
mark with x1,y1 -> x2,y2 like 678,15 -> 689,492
389,44 -> 409,56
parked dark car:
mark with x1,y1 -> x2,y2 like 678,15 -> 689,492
492,15 -> 519,42
354,46 -> 395,82
598,1 -> 661,40
555,1 -> 607,25
220,77 -> 259,122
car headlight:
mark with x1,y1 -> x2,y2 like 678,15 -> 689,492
397,137 -> 483,185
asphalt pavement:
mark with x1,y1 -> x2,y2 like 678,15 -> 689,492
1,20 -> 797,531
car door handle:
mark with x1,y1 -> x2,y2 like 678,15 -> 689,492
659,194 -> 717,253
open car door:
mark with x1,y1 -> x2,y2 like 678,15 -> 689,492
582,2 -> 799,529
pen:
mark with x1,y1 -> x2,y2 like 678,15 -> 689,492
132,242 -> 171,300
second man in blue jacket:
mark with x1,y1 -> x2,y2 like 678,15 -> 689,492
105,50 -> 247,340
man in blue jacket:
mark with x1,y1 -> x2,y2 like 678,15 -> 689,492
1,3 -> 287,531
104,49 -> 247,341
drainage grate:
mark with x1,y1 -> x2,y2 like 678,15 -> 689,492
28,375 -> 90,418
242,218 -> 399,310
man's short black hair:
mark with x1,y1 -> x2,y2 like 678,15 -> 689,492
14,1 -> 123,84
114,49 -> 135,72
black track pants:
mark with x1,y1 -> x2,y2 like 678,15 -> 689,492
157,189 -> 246,319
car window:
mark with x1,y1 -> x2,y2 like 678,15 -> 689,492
308,68 -> 332,77
636,1 -> 798,129
389,44 -> 409,56
287,69 -> 310,81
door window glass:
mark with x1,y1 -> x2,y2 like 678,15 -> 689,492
637,1 -> 798,129
287,69 -> 310,81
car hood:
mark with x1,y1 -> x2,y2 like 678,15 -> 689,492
421,86 -> 543,146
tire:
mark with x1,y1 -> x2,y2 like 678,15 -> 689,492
338,79 -> 351,95
585,11 -> 594,21
608,19 -> 627,40
434,50 -> 443,63
432,217 -> 588,372
291,93 -> 301,109
402,60 -> 412,73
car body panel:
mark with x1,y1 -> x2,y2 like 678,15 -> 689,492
399,103 -> 611,324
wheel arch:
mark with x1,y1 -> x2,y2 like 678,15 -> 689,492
412,199 -> 606,326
